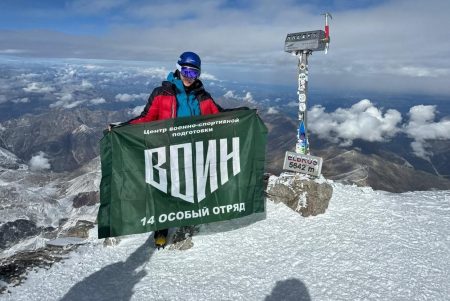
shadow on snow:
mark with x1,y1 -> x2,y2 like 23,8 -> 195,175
265,278 -> 311,301
61,236 -> 153,301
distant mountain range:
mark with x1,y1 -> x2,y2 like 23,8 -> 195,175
1,106 -> 449,192
0,108 -> 129,172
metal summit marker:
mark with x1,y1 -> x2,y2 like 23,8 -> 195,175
282,13 -> 332,177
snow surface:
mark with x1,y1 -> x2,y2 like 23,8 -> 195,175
46,237 -> 87,247
0,158 -> 101,257
2,181 -> 450,301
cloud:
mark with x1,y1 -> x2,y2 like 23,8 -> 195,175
243,92 -> 256,104
23,82 -> 55,93
224,90 -> 256,104
287,101 -> 298,107
135,67 -> 169,79
3,0 -> 450,99
16,72 -> 40,80
81,79 -> 93,89
0,49 -> 28,54
61,100 -> 85,109
68,0 -> 128,14
29,151 -> 51,171
308,99 -> 402,146
129,105 -> 145,116
50,93 -> 86,108
56,66 -> 78,84
403,105 -> 450,159
200,72 -> 218,81
307,100 -> 450,159
224,90 -> 236,99
11,97 -> 30,103
90,97 -> 106,105
61,93 -> 73,101
267,107 -> 279,114
115,93 -> 147,102
3,61 -> 173,110
385,66 -> 450,78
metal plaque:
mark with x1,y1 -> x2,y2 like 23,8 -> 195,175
283,151 -> 323,177
284,30 -> 327,53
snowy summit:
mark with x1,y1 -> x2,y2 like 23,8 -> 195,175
2,175 -> 449,300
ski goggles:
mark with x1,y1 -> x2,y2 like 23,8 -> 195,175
179,65 -> 201,80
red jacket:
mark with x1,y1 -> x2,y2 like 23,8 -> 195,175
128,80 -> 220,124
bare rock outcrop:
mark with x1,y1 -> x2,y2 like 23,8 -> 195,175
267,173 -> 333,217
72,191 -> 99,208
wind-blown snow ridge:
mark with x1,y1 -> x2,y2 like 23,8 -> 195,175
65,170 -> 101,196
0,147 -> 21,169
71,124 -> 93,135
3,180 -> 450,300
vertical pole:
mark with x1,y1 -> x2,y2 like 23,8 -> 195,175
296,50 -> 310,155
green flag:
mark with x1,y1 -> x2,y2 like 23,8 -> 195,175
98,109 -> 267,239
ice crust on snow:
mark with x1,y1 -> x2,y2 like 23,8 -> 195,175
2,177 -> 449,300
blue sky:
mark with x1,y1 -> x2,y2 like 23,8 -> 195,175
1,0 -> 450,96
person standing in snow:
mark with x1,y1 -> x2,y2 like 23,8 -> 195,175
112,51 -> 221,248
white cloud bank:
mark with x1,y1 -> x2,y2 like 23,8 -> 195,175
309,99 -> 402,146
23,82 -> 55,93
29,151 -> 51,171
3,0 -> 450,94
90,97 -> 106,105
403,105 -> 450,159
267,107 -> 279,114
307,100 -> 450,160
50,93 -> 86,109
81,79 -> 94,89
224,90 -> 256,104
115,93 -> 148,102
11,97 -> 29,103
129,105 -> 145,116
200,72 -> 218,81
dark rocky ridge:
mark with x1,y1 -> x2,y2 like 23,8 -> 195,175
0,220 -> 55,250
0,147 -> 22,169
0,107 -> 129,172
0,245 -> 79,293
72,191 -> 99,208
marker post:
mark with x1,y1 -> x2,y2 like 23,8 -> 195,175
282,13 -> 332,177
